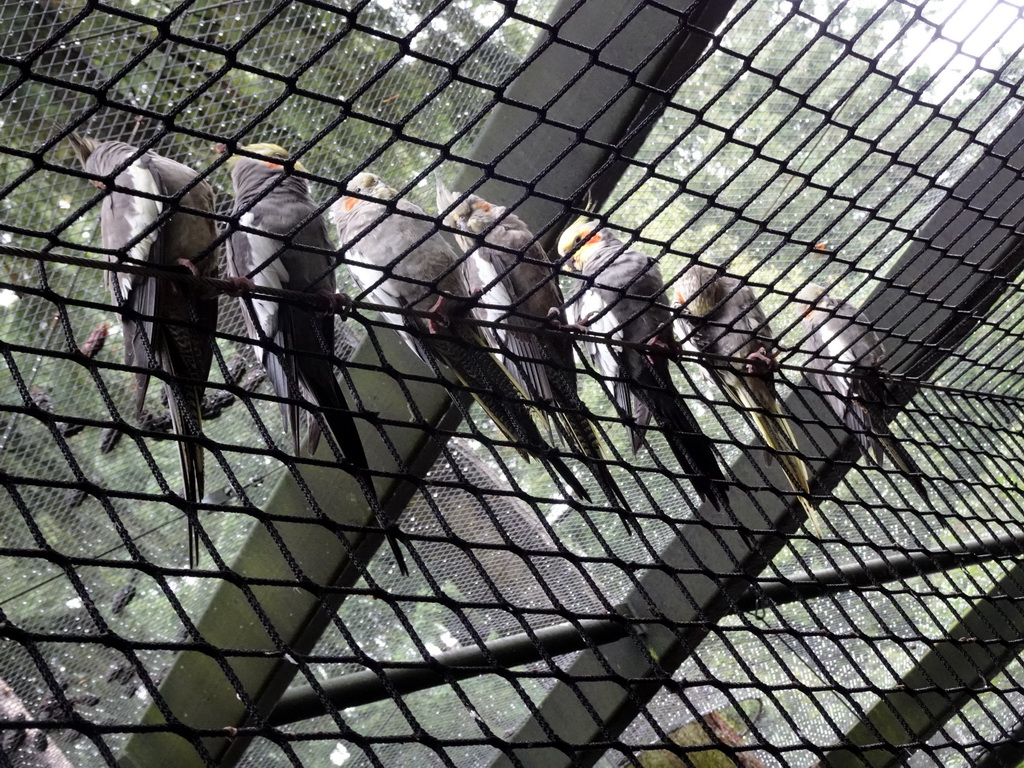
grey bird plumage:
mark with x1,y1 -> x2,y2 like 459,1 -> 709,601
68,131 -> 219,566
675,265 -> 820,534
796,283 -> 928,499
333,173 -> 592,504
558,219 -> 727,509
436,181 -> 636,530
224,144 -> 407,574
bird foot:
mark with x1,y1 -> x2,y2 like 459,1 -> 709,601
427,296 -> 450,334
560,311 -> 594,335
316,290 -> 354,318
645,335 -> 680,364
223,276 -> 256,297
745,346 -> 777,375
544,307 -> 568,330
175,258 -> 200,277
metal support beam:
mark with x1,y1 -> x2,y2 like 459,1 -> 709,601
268,619 -> 630,726
453,0 -> 736,248
119,331 -> 461,768
487,76 -> 1024,768
823,559 -> 1024,767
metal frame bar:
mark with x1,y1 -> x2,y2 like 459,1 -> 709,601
268,620 -> 631,726
266,523 -> 1024,724
734,527 -> 1024,613
453,0 -> 735,245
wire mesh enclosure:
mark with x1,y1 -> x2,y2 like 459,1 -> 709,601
2,0 -> 1024,766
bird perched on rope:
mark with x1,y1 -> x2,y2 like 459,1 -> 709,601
435,180 -> 635,530
558,218 -> 727,510
67,131 -> 220,566
220,143 -> 407,574
674,265 -> 820,534
332,172 -> 592,504
795,283 -> 929,499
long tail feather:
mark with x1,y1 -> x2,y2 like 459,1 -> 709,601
165,383 -> 205,567
642,383 -> 727,510
736,381 -> 822,536
554,407 -> 639,534
880,433 -> 930,501
429,321 -> 592,502
314,378 -> 409,577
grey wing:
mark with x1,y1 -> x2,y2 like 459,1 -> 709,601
226,209 -> 297,412
709,278 -> 772,365
805,321 -> 883,459
471,246 -> 554,402
576,288 -> 649,451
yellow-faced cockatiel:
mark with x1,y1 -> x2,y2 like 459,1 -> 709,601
558,218 -> 727,511
333,172 -> 593,505
674,265 -> 821,534
68,132 -> 220,566
222,144 -> 406,574
435,181 -> 635,531
796,283 -> 928,499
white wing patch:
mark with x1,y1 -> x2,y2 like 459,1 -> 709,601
347,252 -> 426,362
577,289 -> 621,380
818,316 -> 858,375
470,252 -> 515,324
107,163 -> 163,301
238,211 -> 291,346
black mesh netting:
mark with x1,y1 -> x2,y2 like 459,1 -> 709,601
3,0 -> 1024,767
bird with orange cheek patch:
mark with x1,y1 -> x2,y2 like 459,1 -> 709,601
436,180 -> 635,531
558,218 -> 727,510
795,283 -> 929,499
332,172 -> 593,505
675,265 -> 821,535
222,144 -> 407,575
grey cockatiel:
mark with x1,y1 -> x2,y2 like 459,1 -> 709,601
558,219 -> 726,509
332,172 -> 591,503
68,132 -> 219,566
674,265 -> 820,534
223,143 -> 406,574
435,181 -> 635,529
796,283 -> 928,498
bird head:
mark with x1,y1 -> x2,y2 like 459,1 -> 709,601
340,171 -> 397,211
558,217 -> 605,272
673,264 -> 719,316
218,142 -> 307,173
447,196 -> 505,234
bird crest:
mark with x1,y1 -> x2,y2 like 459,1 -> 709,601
217,142 -> 307,173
